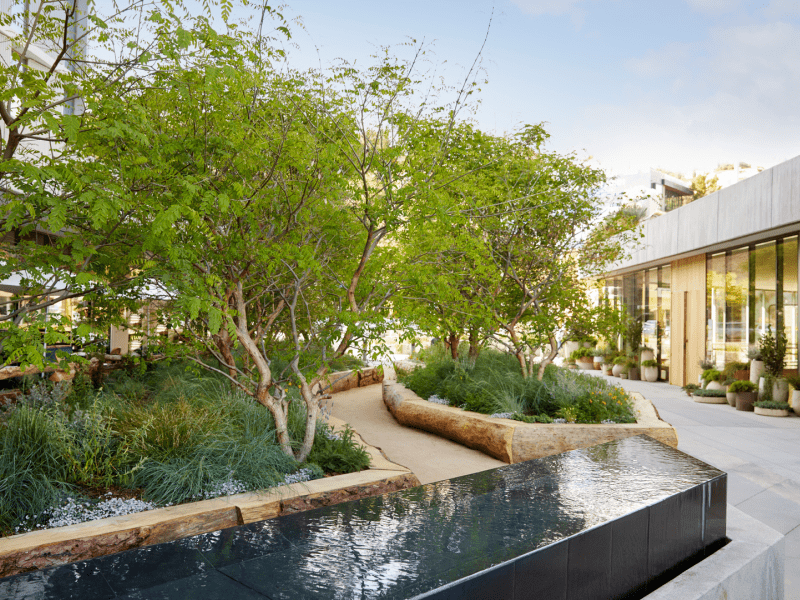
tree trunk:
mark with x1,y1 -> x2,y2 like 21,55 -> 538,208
447,332 -> 460,360
468,329 -> 480,360
537,335 -> 560,381
212,328 -> 237,381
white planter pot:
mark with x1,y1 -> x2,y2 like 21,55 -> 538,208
726,392 -> 736,407
643,366 -> 658,382
612,364 -> 623,377
772,379 -> 790,403
791,389 -> 800,416
750,360 -> 765,384
754,406 -> 790,417
706,381 -> 724,391
640,349 -> 655,362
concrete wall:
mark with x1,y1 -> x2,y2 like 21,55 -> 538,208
610,154 -> 800,274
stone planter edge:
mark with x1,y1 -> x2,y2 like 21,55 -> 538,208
0,412 -> 418,579
382,381 -> 678,466
753,406 -> 790,417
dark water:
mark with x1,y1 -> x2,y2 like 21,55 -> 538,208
0,435 -> 726,599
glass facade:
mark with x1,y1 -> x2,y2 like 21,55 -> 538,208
603,231 -> 800,379
603,265 -> 671,380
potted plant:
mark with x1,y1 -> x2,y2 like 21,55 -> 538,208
692,388 -> 727,404
592,349 -> 604,370
759,326 -> 789,403
612,356 -> 627,377
747,345 -> 764,385
570,347 -> 595,370
753,399 -> 791,417
640,346 -> 655,363
729,380 -> 758,412
682,383 -> 700,397
626,358 -> 640,381
721,361 -> 749,382
698,358 -> 716,386
619,364 -> 629,379
641,359 -> 659,382
701,368 -> 724,391
788,376 -> 800,416
724,378 -> 737,406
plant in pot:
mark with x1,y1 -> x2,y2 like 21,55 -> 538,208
641,359 -> 659,382
570,347 -> 595,370
591,348 -> 605,370
682,383 -> 700,397
640,346 -> 655,363
746,345 -> 764,385
729,380 -> 758,412
697,358 -> 716,386
721,361 -> 749,383
611,356 -> 627,377
626,357 -> 640,381
724,378 -> 737,406
619,364 -> 629,379
692,388 -> 727,404
759,326 -> 789,403
787,376 -> 800,417
753,399 -> 791,417
701,368 -> 724,391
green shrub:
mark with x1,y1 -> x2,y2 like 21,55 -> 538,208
512,414 -> 553,424
612,356 -> 628,365
306,423 -> 370,474
641,359 -> 658,368
729,380 -> 757,393
692,389 -> 726,397
754,400 -> 790,410
721,362 -> 749,379
701,369 -> 722,384
760,326 -> 787,377
569,347 -> 594,360
786,376 -> 800,390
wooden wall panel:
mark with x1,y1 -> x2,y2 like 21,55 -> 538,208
670,255 -> 707,386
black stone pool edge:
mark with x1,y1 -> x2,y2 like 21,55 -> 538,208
412,473 -> 728,600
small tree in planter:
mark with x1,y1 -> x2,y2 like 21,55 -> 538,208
641,359 -> 659,382
701,368 -> 724,391
626,358 -> 640,381
612,356 -> 627,377
759,326 -> 789,403
729,380 -> 758,412
570,347 -> 595,370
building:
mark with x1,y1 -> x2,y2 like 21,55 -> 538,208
608,169 -> 694,219
602,154 -> 800,386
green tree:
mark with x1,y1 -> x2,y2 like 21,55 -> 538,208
691,173 -> 720,200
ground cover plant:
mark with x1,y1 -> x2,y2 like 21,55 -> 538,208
0,362 -> 369,536
400,347 -> 635,424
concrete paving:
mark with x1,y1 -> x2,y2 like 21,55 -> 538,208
329,383 -> 505,485
591,372 -> 800,599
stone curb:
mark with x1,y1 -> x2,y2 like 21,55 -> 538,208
383,381 -> 678,463
323,366 -> 384,394
0,389 -> 418,579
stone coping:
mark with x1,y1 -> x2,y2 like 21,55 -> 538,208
0,412 -> 418,578
383,380 -> 678,463
644,506 -> 784,600
323,365 -> 384,394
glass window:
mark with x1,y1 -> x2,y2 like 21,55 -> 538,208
784,236 -> 798,372
659,266 -> 671,377
726,247 -> 750,364
754,241 -> 777,342
707,252 -> 726,367
643,268 -> 659,357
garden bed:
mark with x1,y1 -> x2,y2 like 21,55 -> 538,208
0,414 -> 418,578
383,380 -> 677,463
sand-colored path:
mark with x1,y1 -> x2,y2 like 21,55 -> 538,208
329,383 -> 505,485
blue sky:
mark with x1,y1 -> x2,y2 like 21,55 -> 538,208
269,0 -> 800,178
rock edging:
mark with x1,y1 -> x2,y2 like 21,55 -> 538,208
382,380 -> 678,463
321,365 -> 384,394
0,412 -> 418,579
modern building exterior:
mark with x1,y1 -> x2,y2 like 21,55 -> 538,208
602,154 -> 800,386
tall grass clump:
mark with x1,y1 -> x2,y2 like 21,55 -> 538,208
401,348 -> 635,424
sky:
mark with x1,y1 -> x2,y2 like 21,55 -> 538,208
263,0 -> 800,179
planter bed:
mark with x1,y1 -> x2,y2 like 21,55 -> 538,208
0,415 -> 418,578
693,394 -> 727,404
383,381 -> 678,463
754,406 -> 790,417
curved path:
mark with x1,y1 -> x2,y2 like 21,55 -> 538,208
329,382 -> 504,485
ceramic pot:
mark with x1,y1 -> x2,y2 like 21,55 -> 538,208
628,367 -> 640,381
726,392 -> 736,406
612,364 -> 623,377
643,366 -> 658,382
772,379 -> 789,403
640,349 -> 655,362
706,380 -> 724,391
750,360 -> 765,384
735,391 -> 757,412
620,373 -> 628,379
791,389 -> 800,416
577,358 -> 594,370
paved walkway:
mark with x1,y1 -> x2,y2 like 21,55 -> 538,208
329,383 -> 505,485
590,372 -> 800,599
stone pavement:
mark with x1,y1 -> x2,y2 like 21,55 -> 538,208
590,372 -> 800,599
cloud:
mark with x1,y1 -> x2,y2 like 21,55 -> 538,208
510,0 -> 593,28
763,0 -> 800,18
565,20 -> 800,174
684,0 -> 743,15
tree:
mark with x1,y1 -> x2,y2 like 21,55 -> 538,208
691,173 -> 720,200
